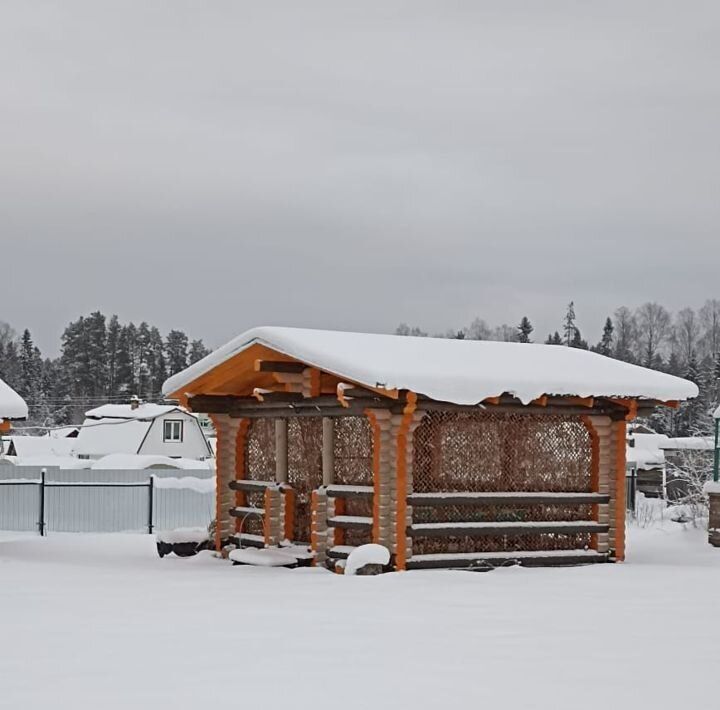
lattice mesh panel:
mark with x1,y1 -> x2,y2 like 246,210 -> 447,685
288,418 -> 323,542
243,418 -> 277,536
413,411 -> 592,494
411,411 -> 593,556
333,416 -> 373,486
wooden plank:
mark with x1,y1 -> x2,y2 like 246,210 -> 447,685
407,492 -> 610,506
229,479 -> 275,492
255,360 -> 308,374
229,506 -> 266,518
327,545 -> 356,560
408,521 -> 609,538
327,515 -> 373,530
406,550 -> 609,570
326,484 -> 374,500
228,533 -> 266,549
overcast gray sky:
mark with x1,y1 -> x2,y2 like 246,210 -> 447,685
2,1 -> 719,356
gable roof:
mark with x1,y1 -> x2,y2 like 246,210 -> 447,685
85,403 -> 185,420
73,418 -> 152,457
0,377 -> 28,420
162,326 -> 698,406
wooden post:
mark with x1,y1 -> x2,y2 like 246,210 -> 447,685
395,393 -> 418,571
614,419 -> 627,561
322,417 -> 334,486
275,419 -> 288,484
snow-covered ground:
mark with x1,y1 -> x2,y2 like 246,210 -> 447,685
1,522 -> 719,710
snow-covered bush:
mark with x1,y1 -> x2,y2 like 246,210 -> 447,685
665,450 -> 713,526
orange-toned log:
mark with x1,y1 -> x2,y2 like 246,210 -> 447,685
614,419 -> 627,561
395,392 -> 418,570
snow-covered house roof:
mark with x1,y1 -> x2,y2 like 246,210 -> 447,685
0,378 -> 28,421
85,403 -> 184,420
73,402 -> 212,460
5,435 -> 76,458
73,419 -> 152,457
627,433 -> 669,470
163,326 -> 698,405
659,437 -> 715,452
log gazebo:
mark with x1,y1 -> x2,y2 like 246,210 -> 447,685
162,327 -> 697,571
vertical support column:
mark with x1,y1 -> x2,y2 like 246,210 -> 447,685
234,419 -> 250,534
211,415 -> 241,552
275,419 -> 288,484
311,488 -> 329,565
263,486 -> 282,546
322,417 -> 334,486
366,409 -> 396,551
613,418 -> 627,561
584,415 -> 612,555
708,492 -> 720,546
395,393 -> 418,571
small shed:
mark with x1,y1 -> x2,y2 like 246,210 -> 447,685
162,327 -> 697,570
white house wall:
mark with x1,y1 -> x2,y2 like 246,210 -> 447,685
138,413 -> 211,460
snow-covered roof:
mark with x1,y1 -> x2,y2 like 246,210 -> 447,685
0,378 -> 28,420
91,454 -> 212,470
163,326 -> 698,406
0,455 -> 92,469
659,436 -> 715,451
85,403 -> 184,420
5,435 -> 76,458
714,405 -> 720,420
73,418 -> 151,457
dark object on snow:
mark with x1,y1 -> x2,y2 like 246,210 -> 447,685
156,539 -> 210,558
354,563 -> 384,576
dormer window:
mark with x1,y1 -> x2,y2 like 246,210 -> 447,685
163,420 -> 183,443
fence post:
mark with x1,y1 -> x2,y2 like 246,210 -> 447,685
38,468 -> 46,536
147,475 -> 154,535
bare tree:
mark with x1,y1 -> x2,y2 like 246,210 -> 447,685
636,302 -> 671,367
699,299 -> 720,358
665,449 -> 714,525
465,318 -> 493,341
675,307 -> 700,364
613,306 -> 637,362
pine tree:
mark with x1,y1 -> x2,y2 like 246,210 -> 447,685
563,302 -> 577,347
106,315 -> 122,397
545,332 -> 562,345
165,330 -> 189,375
596,317 -> 614,356
570,328 -> 589,350
517,317 -> 534,343
189,340 -> 210,364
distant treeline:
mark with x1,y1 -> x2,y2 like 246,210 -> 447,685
0,313 -> 210,427
397,300 -> 720,438
3,300 -> 719,436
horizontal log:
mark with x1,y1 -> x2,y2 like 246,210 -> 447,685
253,391 -> 305,403
327,515 -> 373,530
229,480 -> 275,492
408,521 -> 609,538
229,506 -> 266,518
325,484 -> 374,500
188,394 -> 391,417
228,533 -> 266,549
327,545 -> 356,560
255,360 -> 307,374
406,549 -> 609,570
407,492 -> 610,506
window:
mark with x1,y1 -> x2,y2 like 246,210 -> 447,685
163,419 -> 183,443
